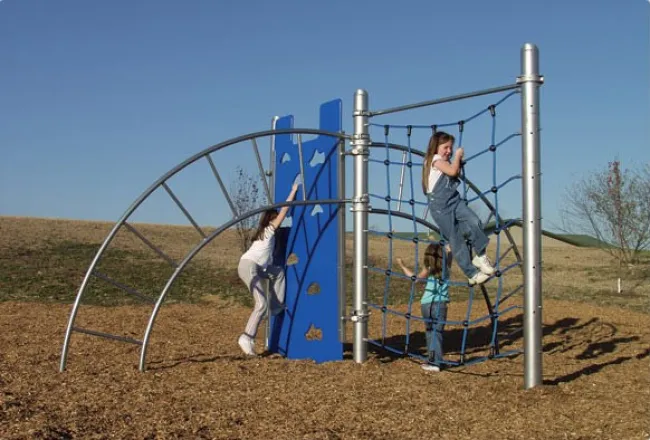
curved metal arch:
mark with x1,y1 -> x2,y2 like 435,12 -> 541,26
60,128 -> 348,372
369,208 -> 439,234
61,129 -> 524,372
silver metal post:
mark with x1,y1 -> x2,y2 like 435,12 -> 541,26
519,43 -> 544,389
351,89 -> 370,362
265,116 -> 279,351
337,137 -> 347,343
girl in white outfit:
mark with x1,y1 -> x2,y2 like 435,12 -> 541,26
237,182 -> 300,356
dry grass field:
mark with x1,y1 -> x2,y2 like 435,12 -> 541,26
1,216 -> 649,439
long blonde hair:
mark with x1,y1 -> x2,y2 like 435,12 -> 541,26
421,131 -> 455,194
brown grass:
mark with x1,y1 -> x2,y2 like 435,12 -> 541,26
1,216 -> 649,439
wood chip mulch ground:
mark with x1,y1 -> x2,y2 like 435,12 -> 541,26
1,298 -> 649,439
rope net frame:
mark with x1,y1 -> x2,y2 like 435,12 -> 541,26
362,90 -> 525,367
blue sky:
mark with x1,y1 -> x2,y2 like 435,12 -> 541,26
1,0 -> 648,234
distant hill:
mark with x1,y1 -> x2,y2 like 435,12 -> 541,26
545,234 -> 613,248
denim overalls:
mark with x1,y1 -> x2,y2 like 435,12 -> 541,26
427,172 -> 489,278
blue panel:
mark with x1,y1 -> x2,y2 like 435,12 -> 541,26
269,99 -> 343,363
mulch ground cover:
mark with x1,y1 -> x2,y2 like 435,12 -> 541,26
1,298 -> 648,439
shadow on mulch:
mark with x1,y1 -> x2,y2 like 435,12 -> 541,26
356,314 -> 649,385
146,354 -> 245,371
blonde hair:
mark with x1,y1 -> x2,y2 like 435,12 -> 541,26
421,131 -> 455,194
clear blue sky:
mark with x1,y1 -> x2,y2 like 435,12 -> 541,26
1,0 -> 648,234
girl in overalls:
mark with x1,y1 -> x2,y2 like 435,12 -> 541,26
422,131 -> 495,286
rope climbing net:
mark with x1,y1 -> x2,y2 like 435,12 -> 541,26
364,90 -> 526,367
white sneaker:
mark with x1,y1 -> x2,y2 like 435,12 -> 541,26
472,254 -> 496,275
468,271 -> 490,286
238,334 -> 256,356
421,364 -> 441,372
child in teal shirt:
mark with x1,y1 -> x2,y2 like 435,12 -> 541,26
397,242 -> 453,372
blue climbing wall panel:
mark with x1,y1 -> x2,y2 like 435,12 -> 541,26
269,99 -> 343,363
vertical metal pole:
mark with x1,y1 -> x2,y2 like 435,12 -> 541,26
397,151 -> 407,212
519,43 -> 544,389
351,89 -> 370,362
297,134 -> 307,200
269,116 -> 279,201
337,138 -> 347,343
265,116 -> 279,351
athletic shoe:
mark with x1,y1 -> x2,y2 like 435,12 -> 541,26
238,334 -> 255,356
421,364 -> 441,372
468,271 -> 490,286
472,254 -> 496,275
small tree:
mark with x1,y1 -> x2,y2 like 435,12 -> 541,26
560,160 -> 650,266
230,167 -> 267,253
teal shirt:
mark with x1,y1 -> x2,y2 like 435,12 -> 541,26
421,275 -> 449,304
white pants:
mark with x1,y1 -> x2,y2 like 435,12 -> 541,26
237,258 -> 286,338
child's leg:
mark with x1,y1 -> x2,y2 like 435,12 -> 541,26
420,302 -> 434,359
264,265 -> 286,314
454,201 -> 489,255
434,207 -> 478,278
430,302 -> 448,365
237,259 -> 267,338
454,201 -> 496,275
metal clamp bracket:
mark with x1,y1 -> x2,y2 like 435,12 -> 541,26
350,310 -> 371,323
516,74 -> 544,84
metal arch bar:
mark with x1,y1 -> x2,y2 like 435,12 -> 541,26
124,222 -> 177,268
251,138 -> 272,204
138,198 -> 351,372
205,154 -> 238,217
59,127 -> 348,373
369,208 -> 440,234
92,271 -> 156,304
72,327 -> 143,345
162,182 -> 206,239
367,83 -> 521,117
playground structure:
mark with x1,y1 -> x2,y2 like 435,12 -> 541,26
60,43 -> 543,389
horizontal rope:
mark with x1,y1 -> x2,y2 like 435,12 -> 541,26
368,158 -> 423,167
368,194 -> 428,207
367,230 -> 438,244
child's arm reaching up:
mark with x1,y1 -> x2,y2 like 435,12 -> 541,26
396,258 -> 429,281
270,183 -> 300,229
